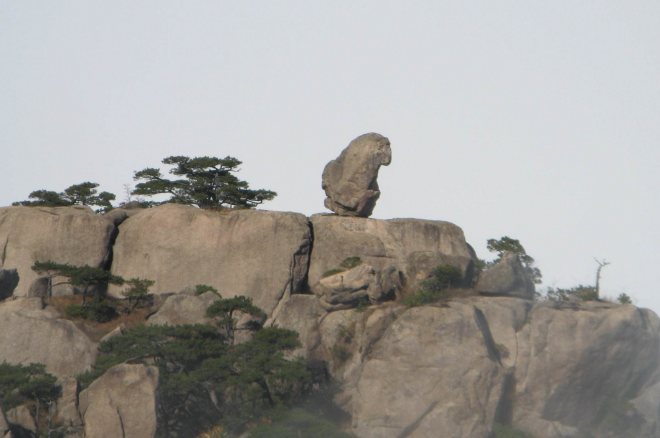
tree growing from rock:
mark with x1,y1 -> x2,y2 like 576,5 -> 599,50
121,278 -> 155,313
486,236 -> 542,284
13,182 -> 116,212
206,295 -> 265,345
31,261 -> 124,305
132,156 -> 277,210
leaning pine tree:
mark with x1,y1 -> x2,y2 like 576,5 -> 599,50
132,156 -> 277,210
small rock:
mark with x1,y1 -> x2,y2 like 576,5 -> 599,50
322,133 -> 392,217
5,405 -> 36,434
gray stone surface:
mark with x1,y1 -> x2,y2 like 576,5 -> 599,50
331,297 -> 660,438
99,323 -> 126,344
147,291 -> 218,326
5,406 -> 36,434
101,207 -> 145,227
79,364 -> 159,438
0,298 -> 97,378
308,214 -> 474,291
0,206 -> 114,297
268,294 -> 324,361
476,252 -> 535,299
55,378 -> 82,427
322,133 -> 391,217
0,406 -> 7,436
108,204 -> 311,318
405,250 -> 475,295
0,269 -> 19,301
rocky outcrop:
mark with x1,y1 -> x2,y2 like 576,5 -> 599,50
308,214 -> 474,290
0,406 -> 8,437
0,298 -> 97,378
325,297 -> 660,438
322,133 -> 392,217
79,364 -> 159,438
147,290 -> 219,326
108,204 -> 311,317
0,206 -> 115,297
510,301 -> 660,437
5,406 -> 36,435
268,295 -> 325,361
476,252 -> 535,299
55,378 -> 83,427
0,269 -> 19,301
311,263 -> 398,311
101,205 -> 145,227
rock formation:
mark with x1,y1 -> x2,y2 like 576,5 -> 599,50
322,133 -> 391,217
0,205 -> 115,297
476,251 -> 536,299
108,204 -> 311,317
147,289 -> 219,326
0,298 -> 97,377
308,214 -> 475,289
79,364 -> 159,438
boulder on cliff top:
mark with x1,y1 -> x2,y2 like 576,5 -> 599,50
108,204 -> 311,318
0,298 -> 97,378
476,251 -> 535,299
308,214 -> 474,290
322,133 -> 391,217
79,364 -> 159,438
0,205 -> 115,297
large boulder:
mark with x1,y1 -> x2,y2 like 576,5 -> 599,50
79,364 -> 159,438
0,269 -> 19,301
55,378 -> 83,427
0,206 -> 115,297
476,252 -> 535,299
311,263 -> 398,311
510,301 -> 660,437
0,298 -> 97,378
322,133 -> 392,217
268,294 -> 325,361
147,291 -> 219,326
5,406 -> 36,435
108,204 -> 311,318
308,214 -> 474,290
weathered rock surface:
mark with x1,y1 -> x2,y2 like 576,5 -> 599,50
0,206 -> 115,297
0,298 -> 97,378
147,291 -> 218,326
308,214 -> 474,290
476,252 -> 535,299
510,301 -> 660,437
311,263 -> 397,311
0,269 -> 19,301
322,133 -> 392,217
101,206 -> 145,227
268,295 -> 324,361
5,405 -> 36,434
108,204 -> 311,317
329,297 -> 660,438
79,364 -> 159,438
99,323 -> 126,344
55,378 -> 83,427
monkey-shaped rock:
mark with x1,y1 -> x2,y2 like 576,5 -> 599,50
322,133 -> 391,217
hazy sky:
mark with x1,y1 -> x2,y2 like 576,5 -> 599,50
1,2 -> 659,312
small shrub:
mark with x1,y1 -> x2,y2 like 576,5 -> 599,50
617,293 -> 632,305
250,407 -> 358,438
121,278 -> 154,312
330,344 -> 353,363
322,268 -> 345,279
195,284 -> 220,296
65,304 -> 87,319
355,297 -> 370,313
338,325 -> 354,344
404,264 -> 461,307
340,256 -> 363,270
546,285 -> 598,303
87,297 -> 118,323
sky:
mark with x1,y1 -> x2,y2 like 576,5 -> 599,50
1,2 -> 659,313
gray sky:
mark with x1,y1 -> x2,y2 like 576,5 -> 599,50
2,2 -> 659,312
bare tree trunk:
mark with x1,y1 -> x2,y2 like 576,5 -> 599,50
595,258 -> 611,300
